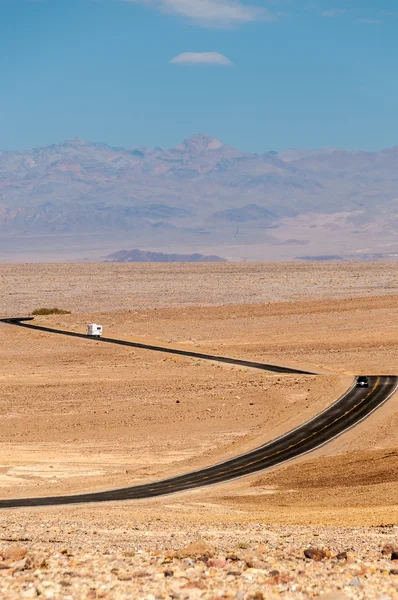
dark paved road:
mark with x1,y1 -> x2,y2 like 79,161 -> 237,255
0,317 -> 315,375
0,319 -> 396,509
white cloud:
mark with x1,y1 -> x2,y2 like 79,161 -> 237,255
170,51 -> 233,65
321,9 -> 347,17
354,18 -> 381,24
125,0 -> 275,26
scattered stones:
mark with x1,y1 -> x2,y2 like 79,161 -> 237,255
0,523 -> 396,598
163,549 -> 176,562
175,540 -> 215,560
1,546 -> 28,562
226,552 -> 240,561
116,570 -> 132,581
264,573 -> 291,585
241,552 -> 265,569
20,588 -> 38,599
25,553 -> 47,570
304,547 -> 327,561
381,543 -> 398,559
132,570 -> 151,578
11,558 -> 27,572
207,558 -> 226,568
181,581 -> 207,590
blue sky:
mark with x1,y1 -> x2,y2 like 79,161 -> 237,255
1,0 -> 397,152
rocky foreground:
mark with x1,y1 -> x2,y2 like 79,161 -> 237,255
0,518 -> 397,599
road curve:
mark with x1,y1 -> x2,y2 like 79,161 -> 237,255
0,373 -> 396,508
0,319 -> 396,508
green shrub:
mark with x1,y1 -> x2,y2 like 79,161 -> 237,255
32,308 -> 71,316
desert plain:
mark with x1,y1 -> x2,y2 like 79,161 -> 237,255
0,261 -> 398,599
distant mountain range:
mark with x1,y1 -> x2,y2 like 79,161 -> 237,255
1,134 -> 397,261
104,249 -> 226,263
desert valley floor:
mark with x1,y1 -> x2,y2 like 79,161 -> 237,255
0,262 -> 398,599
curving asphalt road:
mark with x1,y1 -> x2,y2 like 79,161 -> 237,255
0,319 -> 396,509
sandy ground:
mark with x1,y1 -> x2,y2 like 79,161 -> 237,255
1,262 -> 398,315
0,311 -> 349,498
0,262 -> 398,598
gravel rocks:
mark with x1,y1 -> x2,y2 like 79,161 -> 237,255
0,518 -> 396,599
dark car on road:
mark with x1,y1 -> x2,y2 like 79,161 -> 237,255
356,376 -> 369,388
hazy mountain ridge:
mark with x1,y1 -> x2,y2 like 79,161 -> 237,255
104,249 -> 227,263
0,134 -> 397,260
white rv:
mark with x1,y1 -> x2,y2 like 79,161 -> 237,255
87,323 -> 103,337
